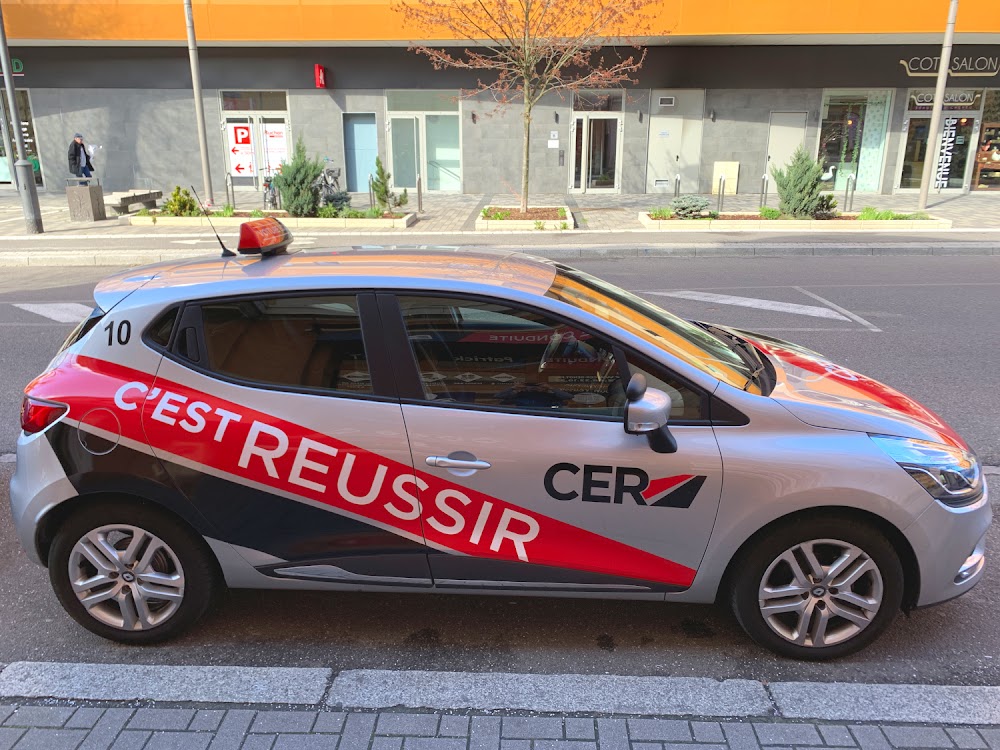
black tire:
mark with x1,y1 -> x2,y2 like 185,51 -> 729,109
48,500 -> 219,644
730,516 -> 904,660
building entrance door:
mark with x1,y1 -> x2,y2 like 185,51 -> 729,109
224,114 -> 290,190
898,115 -> 979,191
344,113 -> 378,193
765,112 -> 807,193
569,115 -> 623,192
387,113 -> 462,192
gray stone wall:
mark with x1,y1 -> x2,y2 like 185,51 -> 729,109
622,91 -> 651,194
29,88 -> 227,196
699,89 -> 823,194
288,89 -> 387,182
461,93 -> 572,198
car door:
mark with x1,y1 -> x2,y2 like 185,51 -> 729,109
381,292 -> 724,595
139,291 -> 433,587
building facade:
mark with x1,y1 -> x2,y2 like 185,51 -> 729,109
4,1 -> 999,197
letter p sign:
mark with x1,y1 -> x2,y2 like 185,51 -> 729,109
234,127 -> 251,145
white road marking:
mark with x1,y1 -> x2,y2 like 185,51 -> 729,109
793,286 -> 882,332
642,290 -> 850,320
12,302 -> 92,323
0,662 -> 331,705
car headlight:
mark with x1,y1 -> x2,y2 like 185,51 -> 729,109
870,435 -> 983,507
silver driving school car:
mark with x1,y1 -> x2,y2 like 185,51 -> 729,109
10,219 -> 990,659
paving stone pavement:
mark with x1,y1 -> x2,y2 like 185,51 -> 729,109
1,188 -> 998,237
1,707 -> 999,750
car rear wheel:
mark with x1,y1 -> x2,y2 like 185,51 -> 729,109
49,501 -> 218,644
730,516 -> 904,660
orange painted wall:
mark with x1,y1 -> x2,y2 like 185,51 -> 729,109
5,0 -> 999,43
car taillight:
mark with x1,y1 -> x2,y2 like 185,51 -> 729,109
20,397 -> 68,435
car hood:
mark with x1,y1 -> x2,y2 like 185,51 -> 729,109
718,326 -> 968,449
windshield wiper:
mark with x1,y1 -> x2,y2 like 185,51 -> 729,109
692,321 -> 770,392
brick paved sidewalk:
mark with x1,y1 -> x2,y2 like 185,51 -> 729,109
1,705 -> 999,750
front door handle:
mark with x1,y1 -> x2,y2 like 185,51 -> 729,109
426,456 -> 492,470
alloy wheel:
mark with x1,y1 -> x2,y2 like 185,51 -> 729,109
757,538 -> 883,648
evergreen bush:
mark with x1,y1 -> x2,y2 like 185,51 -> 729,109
371,157 -> 408,214
274,138 -> 323,217
162,186 -> 200,217
771,147 -> 824,218
813,194 -> 838,220
670,195 -> 711,219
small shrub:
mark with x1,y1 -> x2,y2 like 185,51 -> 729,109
759,206 -> 781,220
161,186 -> 199,217
559,221 -> 569,230
249,209 -> 265,218
857,206 -> 922,221
813,194 -> 838,220
534,220 -> 545,230
214,203 -> 235,218
273,138 -> 323,217
365,207 -> 382,219
136,208 -> 151,217
909,211 -> 931,220
670,195 -> 711,220
318,204 -> 339,219
372,156 -> 408,213
342,208 -> 365,219
649,207 -> 673,220
327,190 -> 351,211
482,207 -> 512,221
771,146 -> 824,218
557,208 -> 567,219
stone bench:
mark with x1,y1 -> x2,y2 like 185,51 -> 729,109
105,189 -> 163,215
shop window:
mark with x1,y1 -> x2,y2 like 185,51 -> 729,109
973,91 -> 1000,191
221,91 -> 288,111
818,91 -> 890,192
0,90 -> 43,186
386,90 -> 459,112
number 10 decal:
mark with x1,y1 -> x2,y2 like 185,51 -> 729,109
104,319 -> 131,346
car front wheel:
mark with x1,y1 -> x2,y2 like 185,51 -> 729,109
730,516 -> 904,660
48,501 -> 218,644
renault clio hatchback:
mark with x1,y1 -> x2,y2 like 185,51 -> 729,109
10,221 -> 990,659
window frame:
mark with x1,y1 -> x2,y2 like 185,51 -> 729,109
152,290 -> 399,403
379,290 -> 716,425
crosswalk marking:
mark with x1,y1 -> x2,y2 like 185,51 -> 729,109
641,290 -> 850,320
12,302 -> 92,323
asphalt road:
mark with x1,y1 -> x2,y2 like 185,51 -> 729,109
0,256 -> 998,683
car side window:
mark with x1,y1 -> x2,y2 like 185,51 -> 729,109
624,358 -> 706,421
396,295 -> 703,420
198,295 -> 373,395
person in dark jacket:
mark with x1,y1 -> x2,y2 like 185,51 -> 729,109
67,133 -> 93,182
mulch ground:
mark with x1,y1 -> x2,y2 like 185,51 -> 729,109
650,213 -> 857,221
485,207 -> 565,220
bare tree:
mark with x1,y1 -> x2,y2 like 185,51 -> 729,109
396,0 -> 659,212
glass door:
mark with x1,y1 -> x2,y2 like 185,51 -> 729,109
570,115 -> 623,192
425,115 -> 461,191
0,91 -> 43,187
389,117 -> 420,190
224,114 -> 290,190
898,113 -> 980,192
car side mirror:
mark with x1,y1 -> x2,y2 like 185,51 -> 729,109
624,373 -> 678,454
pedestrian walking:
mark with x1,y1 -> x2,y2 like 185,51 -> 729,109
67,133 -> 94,183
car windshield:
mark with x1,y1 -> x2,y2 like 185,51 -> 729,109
546,265 -> 761,394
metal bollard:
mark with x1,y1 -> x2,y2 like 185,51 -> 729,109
717,175 -> 726,214
673,174 -> 681,198
844,174 -> 857,212
368,175 -> 375,209
417,174 -> 423,214
760,173 -> 769,208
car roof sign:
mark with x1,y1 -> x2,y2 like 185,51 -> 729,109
237,218 -> 293,257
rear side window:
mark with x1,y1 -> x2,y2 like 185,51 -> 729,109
199,295 -> 373,395
57,306 -> 104,353
144,307 -> 179,348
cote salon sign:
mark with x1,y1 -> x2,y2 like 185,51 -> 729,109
900,55 -> 1000,77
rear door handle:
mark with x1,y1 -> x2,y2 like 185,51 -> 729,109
425,456 -> 492,470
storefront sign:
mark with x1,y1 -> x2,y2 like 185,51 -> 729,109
908,89 -> 982,112
0,58 -> 25,77
314,64 -> 327,89
935,117 -> 959,189
900,55 -> 1000,77
226,123 -> 256,177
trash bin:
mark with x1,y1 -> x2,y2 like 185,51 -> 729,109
66,178 -> 107,222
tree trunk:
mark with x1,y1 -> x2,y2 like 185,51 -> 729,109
521,103 -> 532,214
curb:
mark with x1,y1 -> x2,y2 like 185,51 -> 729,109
2,663 -> 1000,724
1,243 -> 1000,267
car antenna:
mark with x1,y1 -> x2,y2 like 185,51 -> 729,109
190,186 -> 236,257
